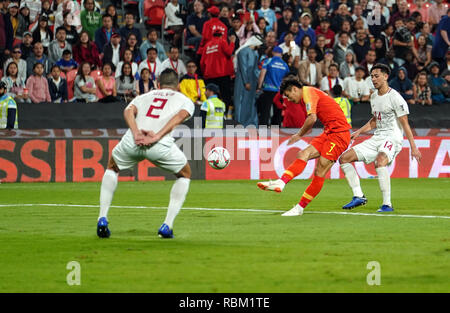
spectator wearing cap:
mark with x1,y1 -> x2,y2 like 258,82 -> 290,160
298,47 -> 322,88
186,0 -> 208,52
315,18 -> 335,49
319,48 -> 337,77
257,46 -> 290,126
164,0 -> 185,48
3,45 -> 27,83
6,2 -> 19,39
277,5 -> 293,39
257,0 -> 277,34
297,12 -> 316,47
431,8 -> 450,67
48,26 -> 72,65
94,14 -> 118,54
342,66 -> 370,105
32,15 -> 53,54
19,31 -> 33,60
200,31 -> 235,118
198,5 -> 227,55
428,61 -> 450,104
237,12 -> 260,46
200,83 -> 226,128
26,42 -> 51,77
102,32 -> 123,73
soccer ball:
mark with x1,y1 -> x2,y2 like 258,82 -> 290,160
207,147 -> 231,170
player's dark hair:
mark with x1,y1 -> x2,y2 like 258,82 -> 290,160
280,75 -> 303,95
158,69 -> 179,88
332,84 -> 342,97
370,63 -> 391,76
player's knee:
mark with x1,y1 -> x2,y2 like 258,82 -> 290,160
296,149 -> 309,161
375,153 -> 389,167
176,163 -> 191,179
107,158 -> 120,173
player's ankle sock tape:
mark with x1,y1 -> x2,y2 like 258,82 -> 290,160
299,175 -> 325,208
281,159 -> 307,184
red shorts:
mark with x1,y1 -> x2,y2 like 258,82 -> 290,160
310,131 -> 351,161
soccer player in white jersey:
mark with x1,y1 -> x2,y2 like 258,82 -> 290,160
97,69 -> 195,238
338,63 -> 422,212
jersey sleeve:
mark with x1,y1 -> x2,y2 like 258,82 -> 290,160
392,91 -> 409,117
302,86 -> 320,115
180,96 -> 195,117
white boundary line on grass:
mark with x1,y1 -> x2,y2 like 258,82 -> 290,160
0,203 -> 450,220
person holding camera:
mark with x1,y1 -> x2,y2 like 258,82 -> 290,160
393,24 -> 414,64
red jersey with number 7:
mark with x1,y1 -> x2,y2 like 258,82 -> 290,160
300,86 -> 351,134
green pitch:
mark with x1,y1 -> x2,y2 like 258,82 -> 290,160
0,178 -> 449,293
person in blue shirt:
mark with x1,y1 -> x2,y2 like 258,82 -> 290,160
296,12 -> 316,47
257,0 -> 277,34
431,9 -> 450,66
56,50 -> 78,74
257,46 -> 290,126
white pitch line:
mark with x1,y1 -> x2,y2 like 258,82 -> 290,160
0,203 -> 450,220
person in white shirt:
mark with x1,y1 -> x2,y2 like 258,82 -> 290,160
279,31 -> 300,69
115,49 -> 139,80
320,63 -> 343,95
97,68 -> 195,239
339,63 -> 422,212
343,66 -> 371,103
160,46 -> 187,78
165,0 -> 185,48
138,47 -> 162,81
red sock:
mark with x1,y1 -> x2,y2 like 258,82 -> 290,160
281,159 -> 307,184
299,175 -> 325,208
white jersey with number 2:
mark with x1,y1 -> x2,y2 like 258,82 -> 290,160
370,88 -> 409,143
129,88 -> 195,145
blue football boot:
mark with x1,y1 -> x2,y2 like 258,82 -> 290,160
158,223 -> 174,238
342,196 -> 368,210
97,217 -> 111,238
377,205 -> 394,212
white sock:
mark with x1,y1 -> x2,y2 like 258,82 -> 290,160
376,167 -> 391,207
99,169 -> 118,220
164,177 -> 190,229
341,163 -> 364,197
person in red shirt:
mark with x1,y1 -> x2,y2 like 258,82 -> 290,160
257,76 -> 351,216
197,6 -> 228,56
273,92 -> 307,128
315,18 -> 335,49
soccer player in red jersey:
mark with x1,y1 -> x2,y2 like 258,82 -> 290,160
257,76 -> 351,216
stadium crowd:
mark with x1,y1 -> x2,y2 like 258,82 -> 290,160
0,0 -> 449,129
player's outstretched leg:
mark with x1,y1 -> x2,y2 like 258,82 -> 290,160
97,159 -> 119,238
159,164 -> 191,238
339,149 -> 367,210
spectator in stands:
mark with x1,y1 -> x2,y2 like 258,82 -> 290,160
237,12 -> 260,46
138,47 -> 162,82
186,0 -> 208,52
234,35 -> 263,127
48,27 -> 72,65
4,46 -> 27,83
351,3 -> 368,30
201,31 -> 235,118
320,63 -> 343,96
179,60 -> 206,106
380,23 -> 394,52
319,48 -> 337,77
264,30 -> 277,51
116,61 -> 136,102
314,34 -> 327,62
402,50 -> 419,82
315,18 -> 335,49
374,38 -> 386,62
410,0 -> 429,23
257,46 -> 290,126
165,0 -> 185,48
198,5 -> 227,56
378,48 -> 400,81
32,15 -> 53,54
0,80 -> 17,129
140,29 -> 166,63
299,34 -> 312,62
20,31 -> 33,61
53,0 -> 82,33
443,49 -> 450,73
412,71 -> 432,106
102,32 -> 123,73
123,33 -> 141,64
393,25 -> 414,64
26,42 -> 51,77
278,20 -> 299,44
105,4 -> 119,29
41,0 -> 55,29
161,46 -> 187,78
135,67 -> 154,96
55,49 -> 78,74
298,47 -> 322,88
229,16 -> 242,51
257,0 -> 277,34
237,0 -> 258,23
339,50 -> 357,79
277,5 -> 293,38
428,61 -> 450,104
16,5 -> 31,42
26,63 -> 51,103
74,61 -> 97,102
94,14 -> 117,54
412,34 -> 432,72
5,2 -> 19,42
72,30 -> 101,70
81,0 -> 101,40
336,20 -> 354,46
96,62 -> 118,103
332,84 -> 352,126
359,49 -> 377,78
389,67 -> 414,104
294,0 -> 313,21
297,12 -> 315,46
256,17 -> 268,38
416,22 -> 434,47
311,4 -> 328,29
219,4 -> 231,30
272,91 -> 307,128
116,49 -> 139,80
343,66 -> 370,105
390,0 -> 410,26
22,0 -> 41,22
333,31 -> 351,65
47,65 -> 68,103
279,31 -> 300,69
350,28 -> 371,64
61,10 -> 79,46
119,12 -> 142,48
428,0 -> 448,29
330,3 -> 353,33
431,8 -> 450,66
1,61 -> 28,102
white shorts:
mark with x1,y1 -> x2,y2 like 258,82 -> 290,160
352,136 -> 402,165
112,133 -> 187,174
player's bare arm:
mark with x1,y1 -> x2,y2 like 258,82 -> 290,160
287,113 -> 317,145
141,109 -> 191,146
397,115 -> 422,162
123,103 -> 145,145
351,116 -> 376,140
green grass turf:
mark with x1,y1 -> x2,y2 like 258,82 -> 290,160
0,178 -> 449,293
